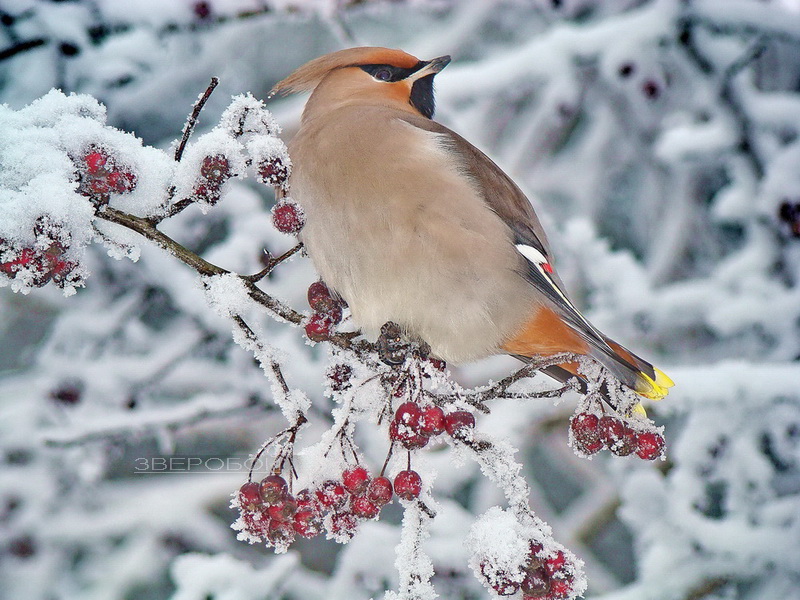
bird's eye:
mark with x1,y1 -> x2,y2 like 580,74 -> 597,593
374,69 -> 392,82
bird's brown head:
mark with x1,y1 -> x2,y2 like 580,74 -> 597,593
271,47 -> 450,119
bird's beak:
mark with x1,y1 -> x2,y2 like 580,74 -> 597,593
409,55 -> 451,81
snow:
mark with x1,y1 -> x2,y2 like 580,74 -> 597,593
3,2 -> 800,600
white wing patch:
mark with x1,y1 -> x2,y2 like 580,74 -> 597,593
515,243 -> 596,332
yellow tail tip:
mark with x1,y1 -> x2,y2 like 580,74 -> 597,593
637,368 -> 674,401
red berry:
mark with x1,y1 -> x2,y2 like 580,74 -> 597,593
610,424 -> 638,457
305,313 -> 334,342
315,480 -> 348,510
418,405 -> 446,437
258,156 -> 290,187
548,576 -> 572,599
367,476 -> 393,506
351,496 -> 380,519
107,170 -> 136,193
238,482 -> 262,510
241,511 -> 270,538
266,518 -> 295,545
200,155 -> 230,183
394,469 -> 422,500
521,566 -> 549,597
599,416 -> 624,447
193,1 -> 212,19
389,420 -> 429,450
267,495 -> 297,522
636,431 -> 665,460
342,466 -> 370,495
84,151 -> 107,174
295,488 -> 320,513
428,358 -> 446,371
642,79 -> 661,99
193,183 -> 221,204
307,280 -> 341,316
272,200 -> 304,234
293,509 -> 322,538
394,402 -> 421,429
571,412 -> 602,455
445,411 -> 475,439
480,562 -> 520,596
328,364 -> 353,392
544,551 -> 566,577
330,511 -> 358,540
259,474 -> 288,505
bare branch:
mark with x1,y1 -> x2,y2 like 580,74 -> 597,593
246,243 -> 304,282
174,77 -> 220,162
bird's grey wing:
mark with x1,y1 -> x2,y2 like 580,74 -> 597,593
397,114 -> 630,365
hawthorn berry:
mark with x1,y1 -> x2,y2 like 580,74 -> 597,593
258,156 -> 290,187
544,551 -> 566,577
366,476 -> 393,505
107,170 -> 136,193
84,150 -> 108,174
342,466 -> 370,495
266,518 -> 295,545
642,79 -> 661,100
521,566 -> 549,597
598,416 -> 624,448
445,411 -> 475,440
350,496 -> 380,519
548,576 -> 572,599
327,364 -> 353,392
330,511 -> 359,540
307,280 -> 340,316
200,155 -> 230,183
193,1 -> 212,20
635,431 -> 665,460
305,313 -> 334,342
315,480 -> 348,510
394,402 -> 421,429
259,474 -> 288,505
389,419 -> 429,450
293,509 -> 322,538
238,482 -> 262,510
394,469 -> 422,500
418,405 -> 446,437
571,412 -> 602,455
272,200 -> 304,234
479,562 -> 520,596
267,495 -> 297,522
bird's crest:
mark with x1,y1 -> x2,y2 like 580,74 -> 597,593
271,47 -> 421,96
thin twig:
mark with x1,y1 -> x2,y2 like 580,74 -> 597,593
0,38 -> 46,61
245,243 -> 304,282
174,77 -> 219,162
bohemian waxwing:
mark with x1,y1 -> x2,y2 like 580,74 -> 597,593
272,47 -> 673,400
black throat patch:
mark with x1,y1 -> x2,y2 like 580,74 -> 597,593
410,75 -> 435,119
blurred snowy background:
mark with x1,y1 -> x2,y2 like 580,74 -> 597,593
2,0 -> 800,598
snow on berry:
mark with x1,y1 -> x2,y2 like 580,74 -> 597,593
249,136 -> 291,189
367,476 -> 393,506
272,199 -> 305,234
342,466 -> 370,495
394,469 -> 422,501
445,410 -> 476,440
305,313 -> 334,342
218,92 -> 280,139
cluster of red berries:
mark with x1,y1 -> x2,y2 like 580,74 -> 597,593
0,218 -> 77,288
236,466 -> 424,549
305,280 -> 345,342
76,148 -> 136,205
570,412 -> 665,460
193,155 -> 231,205
390,400 -> 476,449
480,542 -> 576,599
272,199 -> 304,235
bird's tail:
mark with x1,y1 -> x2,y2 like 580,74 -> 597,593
539,338 -> 673,406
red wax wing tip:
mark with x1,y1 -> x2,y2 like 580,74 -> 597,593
542,262 -> 553,274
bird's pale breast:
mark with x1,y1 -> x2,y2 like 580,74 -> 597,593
289,107 -> 537,363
